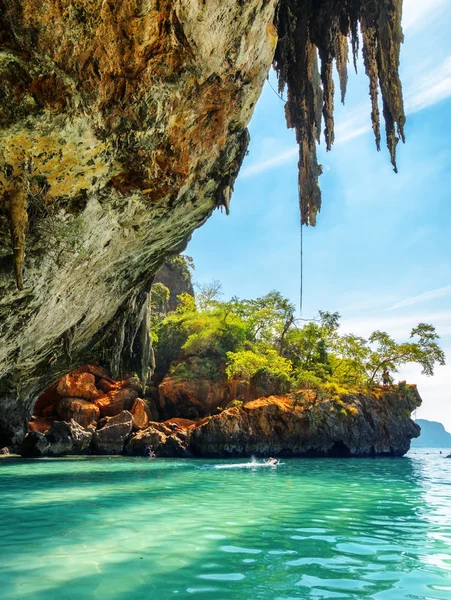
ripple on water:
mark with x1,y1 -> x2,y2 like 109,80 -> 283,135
0,452 -> 450,599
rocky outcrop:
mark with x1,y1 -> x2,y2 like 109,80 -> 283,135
92,411 -> 134,455
57,398 -> 100,428
130,398 -> 151,430
46,420 -> 93,456
19,432 -> 50,458
0,1 -> 407,448
126,422 -> 190,457
158,377 -> 231,420
16,385 -> 421,458
94,387 -> 139,418
154,257 -> 194,313
56,373 -> 99,400
20,419 -> 92,457
190,390 -> 422,458
157,371 -> 288,420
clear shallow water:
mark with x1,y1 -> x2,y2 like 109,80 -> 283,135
1,450 -> 450,600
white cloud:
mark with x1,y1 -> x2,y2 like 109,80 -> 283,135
402,0 -> 450,32
340,310 -> 451,339
240,147 -> 298,178
405,56 -> 451,112
389,285 -> 451,311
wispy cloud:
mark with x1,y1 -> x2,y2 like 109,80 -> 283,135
405,56 -> 451,113
241,147 -> 298,178
402,0 -> 450,32
389,285 -> 451,311
340,310 -> 451,339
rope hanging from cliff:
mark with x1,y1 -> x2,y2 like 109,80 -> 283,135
300,221 -> 303,317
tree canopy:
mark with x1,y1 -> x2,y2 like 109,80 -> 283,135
151,269 -> 445,394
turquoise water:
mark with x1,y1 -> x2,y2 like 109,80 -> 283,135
1,450 -> 451,599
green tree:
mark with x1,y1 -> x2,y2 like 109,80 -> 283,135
150,282 -> 170,316
330,334 -> 370,385
367,323 -> 446,384
226,348 -> 293,385
195,280 -> 223,311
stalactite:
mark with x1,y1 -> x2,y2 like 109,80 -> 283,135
274,0 -> 406,226
335,33 -> 349,104
8,184 -> 28,291
7,157 -> 30,291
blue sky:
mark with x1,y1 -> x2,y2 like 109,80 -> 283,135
187,0 -> 451,430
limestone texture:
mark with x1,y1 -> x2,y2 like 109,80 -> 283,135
56,373 -> 99,400
57,397 -> 100,428
0,0 -> 278,446
130,397 -> 151,430
190,389 -> 422,458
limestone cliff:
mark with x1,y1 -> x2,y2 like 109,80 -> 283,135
0,1 -> 406,446
190,391 -> 422,458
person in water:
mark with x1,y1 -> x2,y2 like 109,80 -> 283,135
145,445 -> 156,458
267,457 -> 278,466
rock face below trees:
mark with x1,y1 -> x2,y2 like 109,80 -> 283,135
190,391 -> 422,458
18,381 -> 421,458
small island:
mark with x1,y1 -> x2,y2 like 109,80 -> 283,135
15,256 -> 444,459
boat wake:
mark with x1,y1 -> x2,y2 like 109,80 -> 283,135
214,460 -> 282,470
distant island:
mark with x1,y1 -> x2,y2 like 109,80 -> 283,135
412,420 -> 451,448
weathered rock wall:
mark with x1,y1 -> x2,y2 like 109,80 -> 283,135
190,390 -> 422,458
19,388 -> 421,458
0,0 -> 278,445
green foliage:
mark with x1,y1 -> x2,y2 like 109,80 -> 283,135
195,280 -> 223,311
294,369 -> 324,390
176,292 -> 196,314
167,254 -> 194,280
151,282 -> 170,316
152,265 -> 446,396
367,323 -> 446,384
226,348 -> 293,384
170,357 -> 220,381
227,399 -> 244,409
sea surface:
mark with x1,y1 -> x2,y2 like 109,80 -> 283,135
1,449 -> 450,599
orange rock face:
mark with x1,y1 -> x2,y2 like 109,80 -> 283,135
56,373 -> 98,400
94,387 -> 139,418
131,398 -> 150,430
158,377 -> 234,420
163,418 -> 198,431
28,417 -> 54,434
34,385 -> 62,416
97,378 -> 117,394
57,398 -> 100,428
